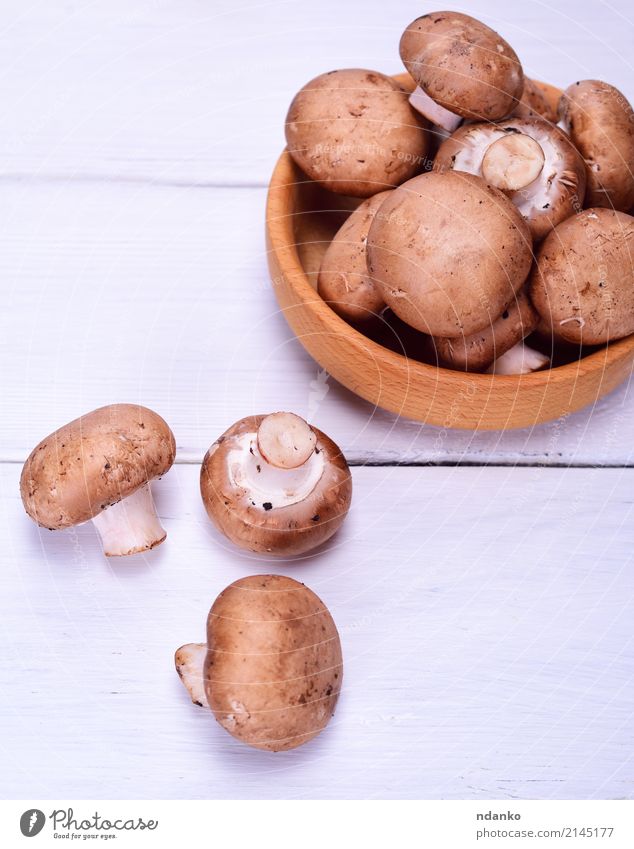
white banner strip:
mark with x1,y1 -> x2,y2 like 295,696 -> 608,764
1,800 -> 632,848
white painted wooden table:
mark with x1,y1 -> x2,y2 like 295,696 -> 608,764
1,0 -> 633,800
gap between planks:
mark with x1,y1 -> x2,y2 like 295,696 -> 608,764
2,457 -> 634,469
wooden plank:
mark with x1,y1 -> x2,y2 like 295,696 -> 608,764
0,0 -> 631,185
2,181 -> 634,466
1,462 -> 632,799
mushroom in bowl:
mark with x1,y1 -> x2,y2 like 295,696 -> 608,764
558,80 -> 634,212
529,208 -> 634,345
513,78 -> 558,122
200,412 -> 352,556
285,68 -> 430,197
366,170 -> 533,338
318,190 -> 391,323
20,404 -> 175,556
400,11 -> 524,132
433,288 -> 540,372
433,117 -> 586,240
175,574 -> 343,752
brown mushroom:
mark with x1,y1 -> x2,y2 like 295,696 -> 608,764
200,413 -> 352,556
433,117 -> 586,240
400,11 -> 524,131
366,171 -> 533,338
434,288 -> 539,371
529,208 -> 634,344
318,190 -> 391,322
284,68 -> 430,197
175,575 -> 343,752
20,404 -> 176,556
513,78 -> 558,122
559,80 -> 634,212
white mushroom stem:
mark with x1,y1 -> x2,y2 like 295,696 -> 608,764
482,132 -> 545,192
409,86 -> 463,133
257,412 -> 316,469
487,342 -> 550,375
175,643 -> 208,708
91,483 -> 166,557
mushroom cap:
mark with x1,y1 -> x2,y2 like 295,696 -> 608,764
529,208 -> 634,344
20,404 -> 176,530
204,574 -> 343,752
200,415 -> 352,556
366,170 -> 533,338
559,80 -> 634,212
318,190 -> 391,322
434,287 -> 539,371
399,11 -> 524,122
513,77 -> 558,122
284,68 -> 430,198
433,117 -> 586,241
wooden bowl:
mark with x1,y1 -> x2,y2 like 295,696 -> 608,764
266,74 -> 634,430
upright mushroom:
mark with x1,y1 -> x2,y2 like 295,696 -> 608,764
558,80 -> 634,212
20,404 -> 175,556
366,171 -> 533,338
200,413 -> 352,556
400,11 -> 524,132
285,68 -> 430,197
433,117 -> 586,240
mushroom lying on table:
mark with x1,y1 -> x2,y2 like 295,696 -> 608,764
285,68 -> 430,197
559,80 -> 634,212
200,412 -> 352,556
20,404 -> 175,556
399,11 -> 524,132
175,575 -> 343,752
366,171 -> 533,338
433,117 -> 586,240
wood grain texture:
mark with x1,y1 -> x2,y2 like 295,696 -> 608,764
0,0 -> 632,186
1,463 -> 632,800
2,179 -> 634,466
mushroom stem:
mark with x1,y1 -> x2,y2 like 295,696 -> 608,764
257,412 -> 317,469
408,86 -> 462,133
91,483 -> 166,556
175,643 -> 208,708
482,133 -> 545,192
228,431 -> 325,511
487,342 -> 550,375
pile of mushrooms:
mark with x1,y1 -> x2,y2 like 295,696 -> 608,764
284,10 -> 634,373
